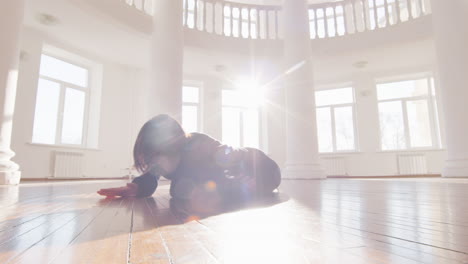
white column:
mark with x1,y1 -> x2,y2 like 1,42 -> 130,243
431,0 -> 468,177
282,0 -> 326,179
149,0 -> 184,122
0,0 -> 24,185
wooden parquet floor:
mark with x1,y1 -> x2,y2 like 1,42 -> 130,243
1,178 -> 468,264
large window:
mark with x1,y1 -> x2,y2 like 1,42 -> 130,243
222,89 -> 260,148
32,54 -> 90,146
377,77 -> 440,150
315,87 -> 357,153
182,85 -> 201,133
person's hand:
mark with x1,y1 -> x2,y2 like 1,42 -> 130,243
97,183 -> 139,197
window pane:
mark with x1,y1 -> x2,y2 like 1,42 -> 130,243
182,105 -> 198,133
377,79 -> 428,100
32,79 -> 61,144
183,86 -> 199,103
379,101 -> 406,150
407,100 -> 432,147
316,107 -> 333,152
335,106 -> 355,151
243,109 -> 259,148
61,88 -> 85,145
40,55 -> 88,87
315,87 -> 354,107
222,107 -> 241,147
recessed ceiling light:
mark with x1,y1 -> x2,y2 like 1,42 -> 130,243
353,60 -> 368,69
214,64 -> 226,72
36,13 -> 60,26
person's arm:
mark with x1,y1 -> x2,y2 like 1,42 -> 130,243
97,182 -> 139,197
97,172 -> 159,197
131,172 -> 159,197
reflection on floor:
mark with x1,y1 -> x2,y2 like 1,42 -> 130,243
1,178 -> 468,263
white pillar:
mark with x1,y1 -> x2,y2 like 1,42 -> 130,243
0,0 -> 24,185
282,0 -> 326,179
431,0 -> 468,177
149,0 -> 184,122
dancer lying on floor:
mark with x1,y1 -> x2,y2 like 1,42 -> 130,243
97,114 -> 281,201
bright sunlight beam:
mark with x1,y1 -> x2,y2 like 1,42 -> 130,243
235,78 -> 265,108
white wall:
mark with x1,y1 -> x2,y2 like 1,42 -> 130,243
12,27 -> 148,179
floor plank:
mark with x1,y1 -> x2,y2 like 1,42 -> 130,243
1,178 -> 468,263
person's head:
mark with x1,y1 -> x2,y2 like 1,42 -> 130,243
133,114 -> 188,175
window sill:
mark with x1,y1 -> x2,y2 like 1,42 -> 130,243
27,142 -> 101,152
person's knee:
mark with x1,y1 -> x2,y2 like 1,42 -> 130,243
256,165 -> 281,196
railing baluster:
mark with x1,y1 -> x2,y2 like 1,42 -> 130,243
275,9 -> 279,39
194,0 -> 198,29
203,0 -> 207,31
314,8 -> 319,38
321,7 -> 330,38
238,6 -> 242,38
342,3 -> 349,35
407,0 -> 414,20
144,0 -> 151,15
212,1 -> 216,34
184,0 -> 189,27
257,9 -> 261,39
351,1 -> 358,33
221,3 -> 225,35
230,4 -> 233,37
384,0 -> 390,25
265,9 -> 270,39
361,0 -> 367,31
372,0 -> 378,29
418,0 -> 424,15
333,5 -> 338,36
248,8 -> 251,39
395,0 -> 401,23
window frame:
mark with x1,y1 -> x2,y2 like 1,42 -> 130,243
376,74 -> 441,151
182,83 -> 203,133
315,86 -> 359,153
33,53 -> 91,148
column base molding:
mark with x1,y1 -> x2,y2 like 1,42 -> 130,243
442,159 -> 468,178
283,163 -> 327,179
0,171 -> 21,185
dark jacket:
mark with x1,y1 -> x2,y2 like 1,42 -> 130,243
132,133 -> 281,198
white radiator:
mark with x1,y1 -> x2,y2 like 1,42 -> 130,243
322,157 -> 347,176
53,151 -> 84,178
397,154 -> 427,175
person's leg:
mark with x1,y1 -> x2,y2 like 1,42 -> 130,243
256,161 -> 281,196
246,149 -> 281,196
